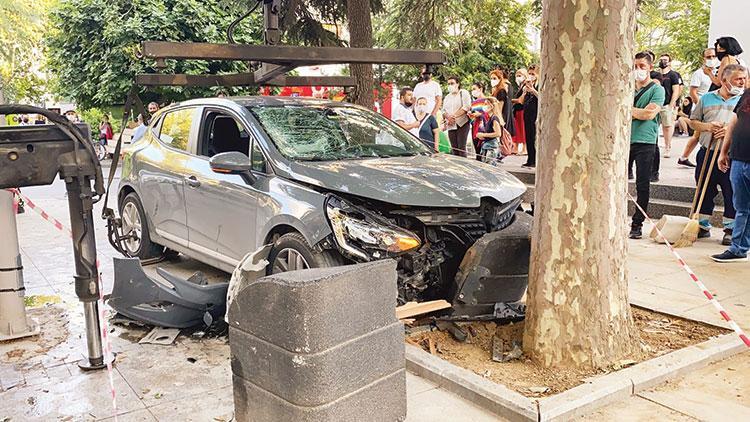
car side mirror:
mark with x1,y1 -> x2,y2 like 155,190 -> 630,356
209,152 -> 255,183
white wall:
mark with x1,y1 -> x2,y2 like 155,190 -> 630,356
709,0 -> 750,55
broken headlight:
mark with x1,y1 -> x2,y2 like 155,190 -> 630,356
326,196 -> 421,260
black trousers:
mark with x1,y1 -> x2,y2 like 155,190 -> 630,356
694,146 -> 736,219
629,143 -> 656,227
448,123 -> 471,157
628,145 -> 660,177
524,119 -> 536,165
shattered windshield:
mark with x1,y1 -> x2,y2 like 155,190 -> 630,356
248,105 -> 431,161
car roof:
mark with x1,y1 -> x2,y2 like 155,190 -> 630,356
174,96 -> 354,109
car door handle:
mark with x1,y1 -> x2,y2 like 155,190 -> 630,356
185,176 -> 201,188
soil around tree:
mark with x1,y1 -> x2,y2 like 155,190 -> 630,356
407,306 -> 728,398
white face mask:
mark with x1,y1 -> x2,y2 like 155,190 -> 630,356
729,85 -> 744,96
448,85 -> 458,94
633,69 -> 649,82
515,77 -> 525,85
471,89 -> 481,98
490,79 -> 500,87
705,58 -> 720,68
528,75 -> 537,82
416,105 -> 428,114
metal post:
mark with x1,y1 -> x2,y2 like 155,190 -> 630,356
63,175 -> 106,370
0,189 -> 39,341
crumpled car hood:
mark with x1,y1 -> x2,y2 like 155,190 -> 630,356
279,154 -> 527,208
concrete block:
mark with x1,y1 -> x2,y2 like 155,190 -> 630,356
227,260 -> 398,353
405,345 -> 538,421
626,333 -> 745,393
233,369 -> 407,422
229,321 -> 404,406
537,372 -> 633,422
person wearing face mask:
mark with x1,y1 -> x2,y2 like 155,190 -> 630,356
489,69 -> 515,144
678,48 -> 721,168
413,67 -> 443,118
707,37 -> 745,92
511,68 -> 528,155
442,76 -> 472,157
414,96 -> 440,152
629,52 -> 666,239
518,64 -> 540,167
468,82 -> 488,160
689,64 -> 747,245
393,87 -> 419,136
657,54 -> 683,160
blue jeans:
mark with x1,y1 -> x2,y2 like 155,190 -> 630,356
729,161 -> 750,256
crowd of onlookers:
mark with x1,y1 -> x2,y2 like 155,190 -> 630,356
392,65 -> 540,168
630,36 -> 750,265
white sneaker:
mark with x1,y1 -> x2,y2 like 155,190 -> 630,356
663,148 -> 671,158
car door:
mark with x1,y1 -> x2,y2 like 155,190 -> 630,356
138,106 -> 200,246
183,108 -> 266,270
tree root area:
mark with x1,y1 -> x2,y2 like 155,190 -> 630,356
407,307 -> 728,398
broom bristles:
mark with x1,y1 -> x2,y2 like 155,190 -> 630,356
673,219 -> 701,248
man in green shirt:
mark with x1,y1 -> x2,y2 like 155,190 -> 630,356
630,51 -> 666,239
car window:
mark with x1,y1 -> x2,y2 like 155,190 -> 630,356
159,108 -> 195,151
200,111 -> 251,157
248,105 -> 431,161
251,141 -> 267,173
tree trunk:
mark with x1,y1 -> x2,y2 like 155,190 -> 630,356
346,0 -> 375,108
522,0 -> 640,370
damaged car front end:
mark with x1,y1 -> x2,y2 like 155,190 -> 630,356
323,193 -> 530,319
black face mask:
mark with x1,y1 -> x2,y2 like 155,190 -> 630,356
717,51 -> 728,61
658,60 -> 669,69
404,101 -> 413,107
422,74 -> 431,82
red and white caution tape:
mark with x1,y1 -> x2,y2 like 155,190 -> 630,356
628,192 -> 750,348
8,189 -> 119,419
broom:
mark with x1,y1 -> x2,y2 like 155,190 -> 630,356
673,137 -> 719,247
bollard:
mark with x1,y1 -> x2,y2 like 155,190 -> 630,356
0,190 -> 39,341
228,260 -> 406,422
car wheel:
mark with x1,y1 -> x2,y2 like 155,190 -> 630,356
268,233 -> 344,275
119,192 -> 164,259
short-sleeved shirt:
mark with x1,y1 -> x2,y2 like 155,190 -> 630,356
392,102 -> 417,134
442,89 -> 472,129
731,90 -> 750,162
413,80 -> 442,115
661,69 -> 683,105
631,83 -> 665,144
495,86 -> 515,136
690,68 -> 714,99
690,90 -> 741,148
417,114 -> 439,148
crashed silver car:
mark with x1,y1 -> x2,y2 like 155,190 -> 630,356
118,97 -> 530,318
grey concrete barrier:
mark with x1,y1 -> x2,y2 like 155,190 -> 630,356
228,260 -> 406,422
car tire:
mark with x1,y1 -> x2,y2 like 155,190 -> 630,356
268,232 -> 344,275
119,192 -> 164,259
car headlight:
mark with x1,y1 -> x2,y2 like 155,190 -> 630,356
326,198 -> 421,260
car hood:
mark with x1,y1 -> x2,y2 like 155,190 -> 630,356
279,154 -> 527,208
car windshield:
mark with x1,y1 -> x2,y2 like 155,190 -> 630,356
248,105 -> 431,161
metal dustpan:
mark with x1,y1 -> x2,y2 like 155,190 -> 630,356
109,257 -> 228,328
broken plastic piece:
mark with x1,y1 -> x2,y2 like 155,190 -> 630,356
139,327 -> 181,345
108,257 -> 229,328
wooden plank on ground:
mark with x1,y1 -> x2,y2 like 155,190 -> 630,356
395,300 -> 451,320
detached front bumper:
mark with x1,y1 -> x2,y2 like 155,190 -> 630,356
449,211 -> 532,318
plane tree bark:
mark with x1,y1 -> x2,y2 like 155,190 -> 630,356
522,0 -> 641,369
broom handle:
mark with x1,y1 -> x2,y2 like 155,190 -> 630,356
690,137 -> 714,217
694,138 -> 722,220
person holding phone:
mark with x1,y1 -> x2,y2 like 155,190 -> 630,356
518,64 -> 540,167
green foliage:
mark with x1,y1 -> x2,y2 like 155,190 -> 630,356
46,0 -> 265,108
0,0 -> 52,103
636,0 -> 711,74
79,105 -> 124,133
374,0 -> 534,89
